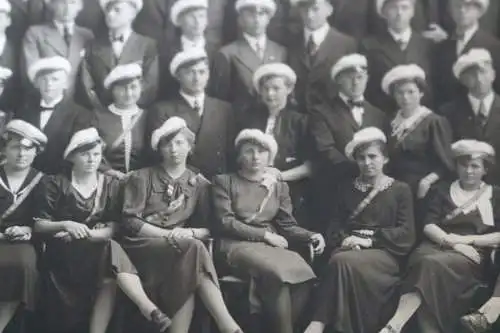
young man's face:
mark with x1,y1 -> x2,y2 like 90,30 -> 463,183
298,0 -> 333,31
50,0 -> 83,23
36,70 -> 68,100
105,2 -> 137,30
460,63 -> 495,96
179,8 -> 208,38
238,7 -> 271,37
382,0 -> 415,31
177,60 -> 210,95
449,0 -> 483,29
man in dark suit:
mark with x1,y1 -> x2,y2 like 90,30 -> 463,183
361,0 -> 436,114
19,56 -> 91,175
149,49 -> 236,179
288,0 -> 357,114
7,0 -> 46,50
209,0 -> 286,111
309,53 -> 388,232
441,48 -> 500,185
78,0 -> 159,110
134,0 -> 232,56
435,0 -> 500,106
158,0 -> 219,100
23,0 -> 94,98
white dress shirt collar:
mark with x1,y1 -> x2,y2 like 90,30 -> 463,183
243,33 -> 267,53
388,28 -> 412,45
54,20 -> 75,35
180,91 -> 205,116
304,24 -> 330,47
468,92 -> 495,116
339,93 -> 364,126
180,35 -> 206,50
40,95 -> 64,109
457,24 -> 479,55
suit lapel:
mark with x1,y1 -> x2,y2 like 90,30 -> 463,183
119,32 -> 143,64
262,41 -> 281,63
378,31 -> 407,64
68,26 -> 87,61
43,24 -> 68,56
484,95 -> 500,140
43,100 -> 69,138
332,97 -> 359,131
234,39 -> 262,72
175,96 -> 202,132
94,38 -> 116,70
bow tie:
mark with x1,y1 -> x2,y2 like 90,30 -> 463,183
348,99 -> 364,108
111,35 -> 125,43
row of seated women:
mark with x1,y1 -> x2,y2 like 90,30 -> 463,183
0,117 -> 498,333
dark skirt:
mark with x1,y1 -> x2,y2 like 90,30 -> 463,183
121,236 -> 218,317
401,242 -> 486,333
0,241 -> 37,310
312,249 -> 401,333
42,239 -> 137,333
220,240 -> 316,313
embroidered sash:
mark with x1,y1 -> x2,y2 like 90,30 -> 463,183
392,110 -> 431,145
349,177 -> 394,221
443,184 -> 489,223
1,172 -> 43,221
109,110 -> 143,150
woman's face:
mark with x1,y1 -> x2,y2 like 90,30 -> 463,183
393,80 -> 423,112
111,78 -> 142,108
4,138 -> 37,171
354,143 -> 388,178
159,132 -> 191,166
457,157 -> 487,188
238,142 -> 270,172
260,76 -> 291,111
71,144 -> 103,174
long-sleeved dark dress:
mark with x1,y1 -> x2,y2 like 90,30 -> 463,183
312,178 -> 415,333
401,182 -> 500,333
35,174 -> 137,333
212,173 -> 316,313
238,103 -> 313,227
121,166 -> 218,317
388,111 -> 455,193
0,168 -> 43,311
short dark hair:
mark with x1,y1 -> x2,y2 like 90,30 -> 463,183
67,139 -> 105,161
157,127 -> 196,149
390,77 -> 427,96
455,154 -> 494,172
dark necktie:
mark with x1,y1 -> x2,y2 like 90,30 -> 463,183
63,26 -> 72,47
348,99 -> 364,108
396,38 -> 406,50
111,35 -> 125,43
306,35 -> 317,57
193,99 -> 201,115
476,100 -> 489,128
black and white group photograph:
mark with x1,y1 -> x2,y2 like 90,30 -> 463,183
0,0 -> 499,333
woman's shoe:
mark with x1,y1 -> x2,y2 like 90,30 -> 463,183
460,311 -> 491,333
150,309 -> 172,332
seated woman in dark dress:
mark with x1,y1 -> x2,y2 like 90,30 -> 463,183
304,127 -> 415,333
239,63 -> 313,225
95,63 -> 150,178
121,117 -> 242,333
381,64 -> 454,200
0,120 -> 47,332
212,129 -> 325,333
34,128 -> 170,333
379,139 -> 500,333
